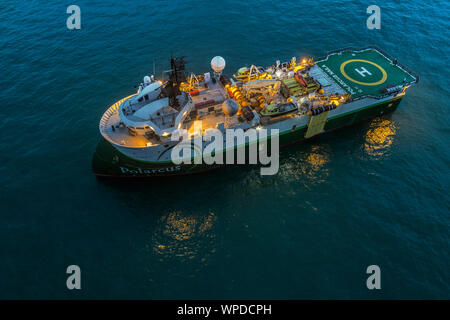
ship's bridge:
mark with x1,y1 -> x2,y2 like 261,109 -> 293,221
316,47 -> 418,99
118,91 -> 193,136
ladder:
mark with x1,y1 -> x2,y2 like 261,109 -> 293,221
305,111 -> 330,139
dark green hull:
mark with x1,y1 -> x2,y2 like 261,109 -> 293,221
92,97 -> 403,178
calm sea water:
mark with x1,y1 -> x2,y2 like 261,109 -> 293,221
0,0 -> 449,299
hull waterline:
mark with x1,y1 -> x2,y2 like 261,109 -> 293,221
92,96 -> 403,178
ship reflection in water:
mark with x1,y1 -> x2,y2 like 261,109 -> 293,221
152,210 -> 217,263
364,118 -> 397,159
278,145 -> 331,186
235,117 -> 397,193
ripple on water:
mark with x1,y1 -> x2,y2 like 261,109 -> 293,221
151,210 -> 217,264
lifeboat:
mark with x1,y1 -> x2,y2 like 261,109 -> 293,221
294,72 -> 308,87
233,67 -> 250,81
233,65 -> 266,81
260,102 -> 297,117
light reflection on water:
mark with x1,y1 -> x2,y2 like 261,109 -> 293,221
278,145 -> 331,186
363,118 -> 397,159
240,117 -> 397,191
151,210 -> 217,262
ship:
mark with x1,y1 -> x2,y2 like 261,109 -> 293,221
92,46 -> 418,178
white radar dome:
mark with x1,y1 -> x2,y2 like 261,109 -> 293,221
211,56 -> 226,73
222,99 -> 239,117
143,76 -> 151,84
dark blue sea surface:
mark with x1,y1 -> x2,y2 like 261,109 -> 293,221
0,0 -> 448,298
